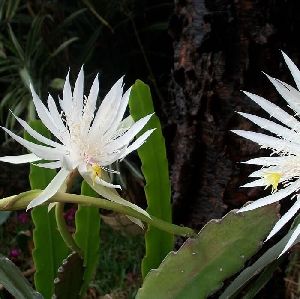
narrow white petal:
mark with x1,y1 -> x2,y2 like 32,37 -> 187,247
47,94 -> 69,141
281,51 -> 300,90
119,129 -> 155,160
90,76 -> 124,136
2,127 -> 64,160
62,71 -> 72,116
84,74 -> 99,117
264,73 -> 300,115
82,74 -> 99,134
249,168 -> 279,178
95,176 -> 121,189
29,84 -> 63,141
279,223 -> 300,257
238,112 -> 299,143
266,196 -> 300,241
106,86 -> 132,136
107,114 -> 154,150
243,91 -> 300,130
80,171 -> 150,218
243,157 -> 285,166
73,66 -> 84,115
33,161 -> 62,169
27,168 -> 70,209
13,113 -> 62,148
241,178 -> 266,187
0,153 -> 40,164
232,130 -> 300,155
238,178 -> 300,212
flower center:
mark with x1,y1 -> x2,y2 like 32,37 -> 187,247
264,172 -> 282,192
91,163 -> 101,184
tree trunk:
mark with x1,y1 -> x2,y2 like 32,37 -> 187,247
166,0 -> 300,233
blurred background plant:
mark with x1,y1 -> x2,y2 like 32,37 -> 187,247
0,0 -> 172,132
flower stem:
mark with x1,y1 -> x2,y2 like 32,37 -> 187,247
0,190 -> 196,238
55,202 -> 83,255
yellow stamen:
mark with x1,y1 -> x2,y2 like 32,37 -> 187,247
91,163 -> 101,185
264,172 -> 282,192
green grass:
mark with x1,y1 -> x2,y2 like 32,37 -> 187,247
94,220 -> 145,298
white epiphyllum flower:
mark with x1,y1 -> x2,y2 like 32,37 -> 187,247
232,51 -> 300,256
0,68 -> 154,213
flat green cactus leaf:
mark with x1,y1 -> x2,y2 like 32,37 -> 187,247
129,80 -> 173,278
136,204 -> 279,299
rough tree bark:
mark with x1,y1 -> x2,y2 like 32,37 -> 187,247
166,0 -> 300,231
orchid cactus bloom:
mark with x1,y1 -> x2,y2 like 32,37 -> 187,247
232,51 -> 300,255
0,68 -> 154,210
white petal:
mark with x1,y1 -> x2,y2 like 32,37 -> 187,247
0,153 -> 40,164
243,91 -> 300,130
82,74 -> 99,131
106,86 -> 132,136
279,223 -> 300,257
238,112 -> 299,143
33,161 -> 62,169
27,168 -> 70,209
241,178 -> 266,187
80,171 -> 150,219
95,176 -> 121,189
61,71 -> 72,116
232,130 -> 300,155
89,76 -> 124,137
2,126 -> 64,160
13,113 -> 62,148
264,73 -> 300,115
73,66 -> 84,116
266,196 -> 300,241
47,94 -> 69,141
249,168 -> 278,178
107,114 -> 154,150
243,157 -> 285,166
119,129 -> 155,160
238,178 -> 300,212
29,84 -> 63,141
281,51 -> 300,90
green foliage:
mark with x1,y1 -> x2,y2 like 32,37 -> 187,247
25,120 -> 69,299
0,254 -> 43,299
220,214 -> 300,299
95,223 -> 144,297
129,80 -> 173,278
54,252 -> 84,299
0,0 -> 171,131
74,181 -> 101,298
136,204 -> 279,299
241,260 -> 281,299
0,4 -> 80,129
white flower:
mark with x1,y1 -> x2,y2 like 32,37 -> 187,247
0,68 -> 154,211
232,51 -> 300,256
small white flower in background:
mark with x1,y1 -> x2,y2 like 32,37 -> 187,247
232,51 -> 300,256
0,68 -> 154,211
